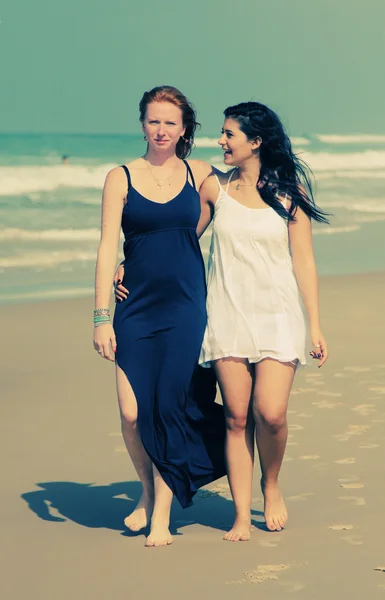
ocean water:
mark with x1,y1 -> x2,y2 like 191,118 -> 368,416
1,132 -> 384,304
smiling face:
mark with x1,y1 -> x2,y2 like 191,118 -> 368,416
218,118 -> 261,166
142,101 -> 186,153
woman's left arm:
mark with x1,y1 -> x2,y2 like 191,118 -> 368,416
289,207 -> 328,367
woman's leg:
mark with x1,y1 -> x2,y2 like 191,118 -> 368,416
145,465 -> 173,547
214,358 -> 254,542
253,358 -> 296,531
116,365 -> 154,531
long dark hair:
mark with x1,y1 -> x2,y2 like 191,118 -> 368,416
139,86 -> 200,159
224,102 -> 329,223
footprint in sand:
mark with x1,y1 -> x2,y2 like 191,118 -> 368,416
291,388 -> 317,395
289,424 -> 304,431
329,524 -> 355,531
313,400 -> 342,409
335,457 -> 356,464
252,497 -> 263,505
115,445 -> 127,453
245,564 -> 290,584
374,567 -> 385,572
334,434 -> 350,442
201,483 -> 233,500
341,535 -> 364,546
338,476 -> 360,483
317,391 -> 343,397
344,366 -> 372,373
226,564 -> 290,586
287,441 -> 299,446
335,425 -> 370,442
340,483 -> 365,489
351,404 -> 376,416
297,413 -> 313,418
287,492 -> 314,502
347,425 -> 370,435
278,581 -> 306,593
369,387 -> 385,395
298,455 -> 320,460
305,372 -> 323,378
259,538 -> 281,548
311,462 -> 329,472
333,372 -> 349,379
359,443 -> 379,449
338,496 -> 366,506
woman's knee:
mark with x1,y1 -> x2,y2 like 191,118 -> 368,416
225,411 -> 248,434
254,408 -> 287,435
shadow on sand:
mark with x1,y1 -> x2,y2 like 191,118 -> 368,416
21,481 -> 265,536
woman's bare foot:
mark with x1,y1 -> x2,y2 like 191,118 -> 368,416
124,493 -> 153,532
261,479 -> 288,531
145,518 -> 173,547
223,516 -> 251,542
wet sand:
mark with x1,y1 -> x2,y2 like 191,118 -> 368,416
1,272 -> 385,599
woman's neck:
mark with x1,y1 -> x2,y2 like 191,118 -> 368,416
144,148 -> 180,167
237,158 -> 261,185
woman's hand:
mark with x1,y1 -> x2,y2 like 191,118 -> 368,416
113,263 -> 129,302
309,328 -> 328,368
93,323 -> 117,362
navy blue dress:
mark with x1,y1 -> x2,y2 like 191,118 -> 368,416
113,161 -> 225,508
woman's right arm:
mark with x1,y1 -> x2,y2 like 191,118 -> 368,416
93,168 -> 126,361
196,174 -> 220,239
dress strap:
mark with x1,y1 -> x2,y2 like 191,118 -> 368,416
277,192 -> 288,209
183,160 -> 196,190
121,165 -> 131,190
225,169 -> 236,193
213,174 -> 221,192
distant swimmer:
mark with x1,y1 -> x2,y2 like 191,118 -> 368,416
61,154 -> 70,165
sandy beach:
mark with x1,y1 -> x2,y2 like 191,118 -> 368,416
2,272 -> 385,599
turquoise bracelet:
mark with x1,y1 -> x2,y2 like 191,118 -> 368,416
94,321 -> 110,327
94,316 -> 111,324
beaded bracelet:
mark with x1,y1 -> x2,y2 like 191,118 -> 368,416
94,308 -> 110,317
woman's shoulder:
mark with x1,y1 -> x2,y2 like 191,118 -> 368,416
188,160 -> 230,186
215,168 -> 234,185
122,157 -> 145,171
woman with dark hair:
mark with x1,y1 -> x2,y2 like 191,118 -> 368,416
93,86 -> 225,547
197,101 -> 329,540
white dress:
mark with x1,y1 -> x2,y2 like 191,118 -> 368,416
199,172 -> 307,368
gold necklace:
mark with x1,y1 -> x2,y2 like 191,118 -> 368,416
144,157 -> 177,191
235,167 -> 258,190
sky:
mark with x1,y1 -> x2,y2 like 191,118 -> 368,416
1,0 -> 384,135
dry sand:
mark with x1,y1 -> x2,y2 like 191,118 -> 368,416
1,272 -> 385,599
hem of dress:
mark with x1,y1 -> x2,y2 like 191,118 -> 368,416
115,354 -> 226,509
199,352 -> 306,369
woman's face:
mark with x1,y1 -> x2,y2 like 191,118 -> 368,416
142,101 -> 185,153
218,118 -> 260,166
